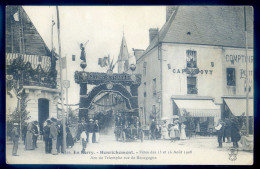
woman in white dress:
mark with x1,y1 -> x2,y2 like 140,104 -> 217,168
180,123 -> 187,140
173,122 -> 180,140
169,124 -> 175,142
161,123 -> 169,140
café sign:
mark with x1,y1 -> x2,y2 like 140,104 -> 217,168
172,68 -> 213,75
75,71 -> 141,86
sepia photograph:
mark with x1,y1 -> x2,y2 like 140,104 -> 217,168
5,5 -> 253,165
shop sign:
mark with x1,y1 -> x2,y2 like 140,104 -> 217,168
172,68 -> 213,75
75,71 -> 141,86
225,54 -> 253,64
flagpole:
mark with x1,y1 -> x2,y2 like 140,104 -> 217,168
51,19 -> 54,60
66,56 -> 69,121
56,6 -> 66,153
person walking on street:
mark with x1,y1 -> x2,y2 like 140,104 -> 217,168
80,129 -> 87,154
25,121 -> 34,150
66,123 -> 74,148
11,124 -> 19,156
223,118 -> 231,143
43,120 -> 52,154
180,123 -> 187,140
88,119 -> 94,143
215,119 -> 224,148
77,118 -> 86,141
173,121 -> 180,140
230,117 -> 241,148
93,120 -> 100,143
150,119 -> 156,140
50,118 -> 58,155
56,121 -> 64,153
32,121 -> 39,149
22,124 -> 27,145
169,123 -> 175,142
161,121 -> 169,140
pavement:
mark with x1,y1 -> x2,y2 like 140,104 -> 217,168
6,135 -> 253,165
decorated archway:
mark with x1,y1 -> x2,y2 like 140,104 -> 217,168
74,71 -> 141,121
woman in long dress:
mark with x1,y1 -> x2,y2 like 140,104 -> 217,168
180,123 -> 187,140
161,124 -> 169,140
25,122 -> 34,150
174,122 -> 180,140
169,124 -> 175,142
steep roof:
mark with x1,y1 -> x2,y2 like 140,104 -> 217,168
118,34 -> 130,61
142,6 -> 253,57
6,6 -> 51,56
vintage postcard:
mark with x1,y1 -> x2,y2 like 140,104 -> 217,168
6,6 -> 253,165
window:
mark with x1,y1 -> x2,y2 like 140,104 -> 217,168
186,50 -> 197,68
187,77 -> 197,94
152,78 -> 156,96
227,68 -> 236,86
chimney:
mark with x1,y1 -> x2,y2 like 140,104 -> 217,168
133,49 -> 144,61
149,28 -> 159,44
166,6 -> 177,22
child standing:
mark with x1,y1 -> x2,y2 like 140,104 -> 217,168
80,130 -> 87,154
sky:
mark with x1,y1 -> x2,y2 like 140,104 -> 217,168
22,6 -> 166,106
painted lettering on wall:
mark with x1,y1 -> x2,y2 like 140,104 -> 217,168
226,54 -> 253,64
172,69 -> 213,75
240,69 -> 253,79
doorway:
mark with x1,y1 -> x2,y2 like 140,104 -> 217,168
38,98 -> 49,133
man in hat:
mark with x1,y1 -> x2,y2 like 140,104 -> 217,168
11,124 -> 20,156
77,117 -> 86,140
88,119 -> 94,143
215,119 -> 224,148
43,120 -> 52,153
230,117 -> 241,148
50,118 -> 58,155
56,120 -> 64,153
93,120 -> 100,143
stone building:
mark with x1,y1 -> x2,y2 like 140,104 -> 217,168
6,6 -> 60,132
135,6 -> 253,132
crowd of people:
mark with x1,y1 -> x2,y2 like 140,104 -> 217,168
10,117 -> 100,156
22,118 -> 75,155
9,114 -> 245,156
149,119 -> 187,141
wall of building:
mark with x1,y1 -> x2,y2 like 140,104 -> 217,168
160,43 -> 223,119
136,47 -> 161,125
25,87 -> 59,122
221,47 -> 253,96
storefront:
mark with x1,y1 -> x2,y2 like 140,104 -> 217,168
223,97 -> 253,134
172,97 -> 221,135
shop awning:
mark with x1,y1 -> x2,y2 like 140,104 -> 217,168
224,98 -> 254,116
173,99 -> 221,117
